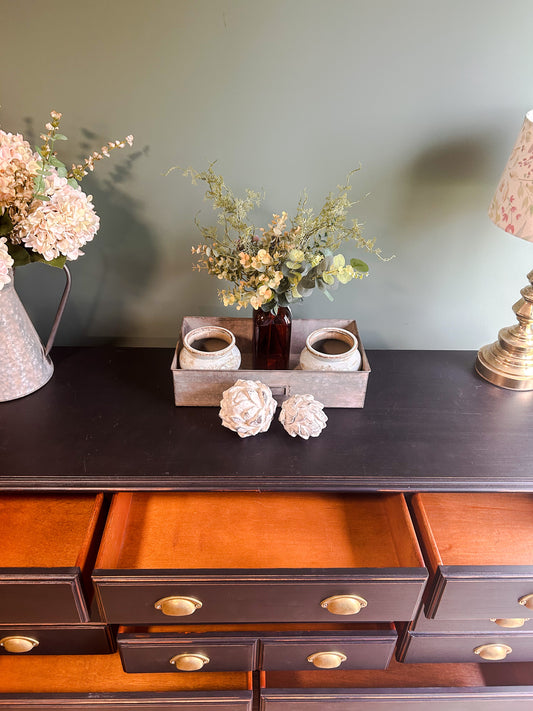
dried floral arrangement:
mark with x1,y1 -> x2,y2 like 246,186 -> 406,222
0,110 -> 133,291
184,163 -> 384,312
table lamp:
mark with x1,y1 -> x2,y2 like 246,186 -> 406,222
475,110 -> 533,390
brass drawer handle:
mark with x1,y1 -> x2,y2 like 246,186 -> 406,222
320,594 -> 367,615
307,651 -> 347,669
518,593 -> 533,611
170,653 -> 210,671
0,636 -> 39,654
474,643 -> 512,661
491,617 -> 529,628
154,596 -> 203,616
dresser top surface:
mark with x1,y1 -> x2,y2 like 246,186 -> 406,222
1,347 -> 531,492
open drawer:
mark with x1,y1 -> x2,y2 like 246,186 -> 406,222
260,659 -> 533,708
0,494 -> 105,623
93,492 -> 427,624
397,608 -> 533,665
0,622 -> 114,655
411,493 -> 533,620
0,651 -> 252,708
118,623 -> 397,672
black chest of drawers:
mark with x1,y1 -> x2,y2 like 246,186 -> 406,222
1,347 -> 532,709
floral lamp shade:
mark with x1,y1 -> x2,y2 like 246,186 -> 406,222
488,109 -> 533,242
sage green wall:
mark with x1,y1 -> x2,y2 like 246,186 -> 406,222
3,0 -> 532,349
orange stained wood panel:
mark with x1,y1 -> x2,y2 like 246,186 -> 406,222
412,493 -> 533,567
98,492 -> 423,570
0,652 -> 250,693
0,494 -> 103,568
264,658 -> 533,689
118,622 -> 394,634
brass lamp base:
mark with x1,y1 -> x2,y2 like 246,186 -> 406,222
475,269 -> 533,390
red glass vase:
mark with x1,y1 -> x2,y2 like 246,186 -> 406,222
252,306 -> 292,370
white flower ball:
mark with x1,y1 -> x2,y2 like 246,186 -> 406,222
219,379 -> 277,438
279,394 -> 327,439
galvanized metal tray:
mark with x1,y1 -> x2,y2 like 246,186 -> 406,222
171,317 -> 370,407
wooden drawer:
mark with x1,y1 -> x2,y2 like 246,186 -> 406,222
411,611 -> 533,633
0,494 -> 105,623
411,493 -> 533,620
398,627 -> 533,664
0,652 -> 252,708
260,660 -> 533,708
93,492 -> 427,624
0,622 -> 114,655
118,623 -> 396,672
118,624 -> 257,673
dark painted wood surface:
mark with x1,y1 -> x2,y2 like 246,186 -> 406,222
424,567 -> 533,621
399,629 -> 533,664
117,626 -> 397,673
93,572 -> 426,625
0,692 -> 253,709
0,569 -> 90,624
259,688 -> 533,708
0,623 -> 114,655
0,347 -> 532,491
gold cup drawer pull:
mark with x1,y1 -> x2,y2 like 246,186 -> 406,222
518,593 -> 533,611
307,651 -> 347,669
154,596 -> 203,617
170,653 -> 210,671
474,643 -> 512,661
491,617 -> 529,628
0,636 -> 39,654
320,594 -> 367,616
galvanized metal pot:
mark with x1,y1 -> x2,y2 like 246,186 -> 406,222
0,267 -> 71,401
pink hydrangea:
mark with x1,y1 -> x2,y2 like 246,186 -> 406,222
17,169 -> 100,261
0,131 -> 40,222
0,236 -> 14,291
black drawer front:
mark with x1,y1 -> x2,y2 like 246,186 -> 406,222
425,567 -> 533,621
0,573 -> 89,624
118,627 -> 395,673
0,692 -> 253,709
261,632 -> 396,671
119,638 -> 257,673
94,574 -> 426,624
260,688 -> 533,709
399,630 -> 533,664
412,613 -> 533,634
0,624 -> 114,655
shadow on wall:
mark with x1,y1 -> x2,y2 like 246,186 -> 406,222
395,131 -> 500,231
357,130 -> 505,349
15,130 -> 154,347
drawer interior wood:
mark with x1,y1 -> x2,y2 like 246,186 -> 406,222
263,658 -> 533,688
97,492 -> 423,570
0,494 -> 104,569
119,623 -> 394,634
411,493 -> 533,571
0,651 -> 251,692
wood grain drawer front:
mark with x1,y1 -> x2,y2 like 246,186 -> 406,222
0,493 -> 105,623
93,492 -> 426,624
0,652 -> 252,708
399,630 -> 533,664
0,623 -> 114,655
260,662 -> 533,708
412,493 -> 533,620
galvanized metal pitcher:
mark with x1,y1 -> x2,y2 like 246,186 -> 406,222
0,267 -> 71,401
